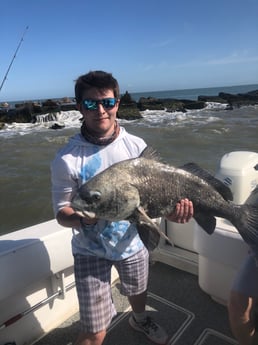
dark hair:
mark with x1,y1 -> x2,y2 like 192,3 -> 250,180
75,70 -> 120,103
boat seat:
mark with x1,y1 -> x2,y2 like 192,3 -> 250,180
0,219 -> 74,301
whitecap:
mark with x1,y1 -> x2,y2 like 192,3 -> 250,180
205,102 -> 229,110
0,110 -> 82,138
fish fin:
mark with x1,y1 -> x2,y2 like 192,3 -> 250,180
245,186 -> 258,206
137,223 -> 161,251
140,146 -> 162,161
135,206 -> 173,249
232,204 -> 258,246
180,162 -> 233,201
194,212 -> 216,234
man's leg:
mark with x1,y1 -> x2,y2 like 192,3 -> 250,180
228,290 -> 255,345
128,290 -> 147,313
228,253 -> 258,345
74,255 -> 115,345
74,330 -> 106,345
116,247 -> 168,344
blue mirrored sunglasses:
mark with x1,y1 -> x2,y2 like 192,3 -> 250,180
82,98 -> 117,110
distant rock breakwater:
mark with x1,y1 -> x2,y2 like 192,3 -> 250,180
0,89 -> 258,129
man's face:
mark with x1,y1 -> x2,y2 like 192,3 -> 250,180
78,88 -> 119,137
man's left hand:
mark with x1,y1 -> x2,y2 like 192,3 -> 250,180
166,198 -> 193,223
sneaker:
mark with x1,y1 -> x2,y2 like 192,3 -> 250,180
129,315 -> 168,344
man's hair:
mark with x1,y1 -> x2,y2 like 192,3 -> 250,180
75,70 -> 120,103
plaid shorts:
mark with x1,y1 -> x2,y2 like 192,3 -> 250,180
74,246 -> 149,333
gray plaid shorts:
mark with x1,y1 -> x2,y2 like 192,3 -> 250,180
74,246 -> 149,333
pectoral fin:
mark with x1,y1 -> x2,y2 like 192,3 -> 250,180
194,212 -> 216,234
135,206 -> 173,251
137,223 -> 161,251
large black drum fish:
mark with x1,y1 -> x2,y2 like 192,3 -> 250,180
72,149 -> 258,250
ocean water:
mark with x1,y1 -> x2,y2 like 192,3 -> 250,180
131,83 -> 258,101
1,84 -> 258,235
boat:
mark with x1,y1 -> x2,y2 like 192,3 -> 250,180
1,151 -> 258,345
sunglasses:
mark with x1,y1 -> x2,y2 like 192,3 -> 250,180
82,98 -> 117,111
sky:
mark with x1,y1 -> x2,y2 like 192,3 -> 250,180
1,0 -> 258,102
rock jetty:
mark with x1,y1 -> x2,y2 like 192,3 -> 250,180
0,89 -> 258,128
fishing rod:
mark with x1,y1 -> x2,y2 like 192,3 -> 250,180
0,26 -> 29,93
0,280 -> 76,330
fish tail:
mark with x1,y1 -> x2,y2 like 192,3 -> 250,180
232,204 -> 258,246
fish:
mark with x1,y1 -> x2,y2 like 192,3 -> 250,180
71,148 -> 258,250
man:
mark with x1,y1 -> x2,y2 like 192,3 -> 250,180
51,70 -> 193,345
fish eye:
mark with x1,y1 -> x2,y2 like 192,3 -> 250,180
89,190 -> 101,201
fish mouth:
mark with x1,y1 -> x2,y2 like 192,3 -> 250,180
75,210 -> 96,219
71,195 -> 96,219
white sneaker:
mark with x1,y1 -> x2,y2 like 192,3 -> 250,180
129,315 -> 168,344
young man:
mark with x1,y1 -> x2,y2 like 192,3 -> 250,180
51,70 -> 193,345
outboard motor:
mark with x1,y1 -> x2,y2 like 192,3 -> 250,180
215,151 -> 258,204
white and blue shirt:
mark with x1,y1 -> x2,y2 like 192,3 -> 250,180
51,127 -> 147,260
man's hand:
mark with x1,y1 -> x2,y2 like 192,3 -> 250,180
166,198 -> 193,223
56,206 -> 97,228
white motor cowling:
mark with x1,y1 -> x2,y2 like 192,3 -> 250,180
215,151 -> 258,204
